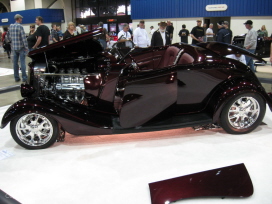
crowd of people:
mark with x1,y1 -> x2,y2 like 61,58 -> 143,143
0,14 -> 89,82
124,19 -> 271,73
0,14 -> 271,82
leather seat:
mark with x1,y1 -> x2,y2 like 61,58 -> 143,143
178,53 -> 194,64
158,46 -> 180,68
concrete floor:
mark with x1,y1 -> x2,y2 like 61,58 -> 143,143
0,46 -> 272,107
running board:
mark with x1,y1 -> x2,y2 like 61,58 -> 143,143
113,113 -> 212,134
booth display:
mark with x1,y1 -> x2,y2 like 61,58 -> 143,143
1,29 -> 272,149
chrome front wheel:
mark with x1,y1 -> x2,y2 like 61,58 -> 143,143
10,113 -> 59,149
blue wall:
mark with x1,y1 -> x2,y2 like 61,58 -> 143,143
0,9 -> 64,26
131,0 -> 272,19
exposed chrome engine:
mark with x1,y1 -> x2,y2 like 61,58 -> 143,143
34,66 -> 89,104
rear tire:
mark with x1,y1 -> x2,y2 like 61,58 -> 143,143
220,92 -> 265,134
10,113 -> 59,149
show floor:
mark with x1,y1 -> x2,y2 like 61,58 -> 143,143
1,105 -> 272,204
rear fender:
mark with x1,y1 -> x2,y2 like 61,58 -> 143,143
208,78 -> 272,123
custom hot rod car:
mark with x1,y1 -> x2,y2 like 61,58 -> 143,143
1,28 -> 272,149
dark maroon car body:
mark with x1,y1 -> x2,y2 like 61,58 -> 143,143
1,28 -> 272,149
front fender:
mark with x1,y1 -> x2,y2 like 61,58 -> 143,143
1,98 -> 113,135
208,78 -> 272,123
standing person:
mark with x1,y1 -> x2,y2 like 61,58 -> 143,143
166,21 -> 174,43
56,26 -> 63,40
203,23 -> 207,42
0,29 -> 2,47
259,25 -> 268,37
118,23 -> 132,41
270,43 -> 272,64
8,14 -> 28,82
32,16 -> 50,49
133,20 -> 150,48
76,24 -> 82,34
216,20 -> 231,43
243,20 -> 258,72
2,27 -> 11,58
63,22 -> 78,40
149,26 -> 156,36
117,23 -> 132,48
151,21 -> 171,47
223,21 -> 233,43
206,23 -> 214,42
178,24 -> 189,43
51,24 -> 59,43
97,21 -> 109,50
190,19 -> 205,44
27,24 -> 36,51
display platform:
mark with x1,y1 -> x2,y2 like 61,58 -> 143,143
0,105 -> 272,204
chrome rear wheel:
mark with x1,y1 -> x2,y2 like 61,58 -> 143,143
220,92 -> 265,134
228,96 -> 260,129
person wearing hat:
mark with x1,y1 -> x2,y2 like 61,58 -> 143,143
151,21 -> 171,47
8,14 -> 28,82
226,44 -> 246,65
216,20 -> 231,43
243,20 -> 257,72
190,19 -> 205,44
223,21 -> 232,43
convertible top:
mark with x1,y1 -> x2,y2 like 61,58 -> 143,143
197,42 -> 266,63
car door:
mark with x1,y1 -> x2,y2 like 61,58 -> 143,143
119,69 -> 177,128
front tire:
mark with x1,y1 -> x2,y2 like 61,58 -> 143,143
220,92 -> 266,134
10,113 -> 59,149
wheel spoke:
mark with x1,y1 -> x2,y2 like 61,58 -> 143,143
227,96 -> 261,129
15,113 -> 54,147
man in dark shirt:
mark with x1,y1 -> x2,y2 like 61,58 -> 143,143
178,24 -> 189,43
190,19 -> 205,44
32,16 -> 50,49
223,21 -> 233,44
216,20 -> 231,43
166,21 -> 174,43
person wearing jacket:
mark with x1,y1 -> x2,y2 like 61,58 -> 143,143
151,21 -> 171,47
216,20 -> 231,44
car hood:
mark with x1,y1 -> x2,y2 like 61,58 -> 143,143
197,42 -> 266,63
149,163 -> 253,204
28,28 -> 104,57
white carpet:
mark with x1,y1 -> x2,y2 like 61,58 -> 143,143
1,105 -> 272,204
0,68 -> 13,76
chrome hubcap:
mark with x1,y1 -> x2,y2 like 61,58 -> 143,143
15,113 -> 53,146
228,96 -> 260,129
